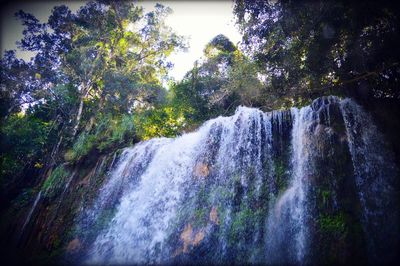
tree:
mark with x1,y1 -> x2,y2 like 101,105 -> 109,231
170,35 -> 237,123
0,51 -> 36,119
0,0 -> 186,205
234,0 -> 400,106
170,34 -> 267,124
12,1 -> 186,138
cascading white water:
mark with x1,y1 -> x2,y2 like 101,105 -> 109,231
264,106 -> 313,264
19,190 -> 42,242
340,99 -> 399,263
86,121 -> 218,264
81,96 -> 398,265
85,107 -> 279,264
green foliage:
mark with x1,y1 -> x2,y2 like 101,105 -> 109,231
1,113 -> 50,156
0,155 -> 21,187
169,34 -> 267,125
65,133 -> 96,162
134,106 -> 186,140
0,112 -> 54,188
2,1 -> 399,263
58,1 -> 186,135
234,0 -> 400,104
1,0 -> 187,174
109,115 -> 135,144
0,51 -> 34,118
64,113 -> 138,162
169,79 -> 211,124
97,114 -> 135,151
42,165 -> 70,198
204,34 -> 236,56
222,54 -> 264,107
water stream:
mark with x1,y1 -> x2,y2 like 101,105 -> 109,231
79,96 -> 398,264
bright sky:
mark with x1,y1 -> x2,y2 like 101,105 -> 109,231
1,1 -> 241,81
143,1 -> 241,80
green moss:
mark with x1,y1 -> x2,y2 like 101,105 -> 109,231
192,207 -> 208,227
317,189 -> 332,208
319,213 -> 347,235
197,186 -> 209,204
230,209 -> 249,243
229,204 -> 262,244
218,206 -> 226,226
211,186 -> 233,202
274,159 -> 288,193
322,190 -> 330,202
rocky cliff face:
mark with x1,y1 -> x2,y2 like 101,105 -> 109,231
1,96 -> 399,265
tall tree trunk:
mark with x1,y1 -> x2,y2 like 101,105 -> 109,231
72,83 -> 90,137
72,95 -> 84,137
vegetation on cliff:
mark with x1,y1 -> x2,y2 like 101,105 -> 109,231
0,0 -> 399,265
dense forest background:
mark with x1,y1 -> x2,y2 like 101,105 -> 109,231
0,0 -> 400,264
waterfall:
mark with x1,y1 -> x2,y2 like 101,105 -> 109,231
340,99 -> 399,263
265,106 -> 312,264
19,190 -> 42,243
80,96 -> 398,265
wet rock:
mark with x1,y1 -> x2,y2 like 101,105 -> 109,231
66,238 -> 81,253
209,206 -> 219,225
193,163 -> 209,178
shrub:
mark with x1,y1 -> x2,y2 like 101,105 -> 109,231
65,133 -> 96,162
42,165 -> 70,198
97,114 -> 135,151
